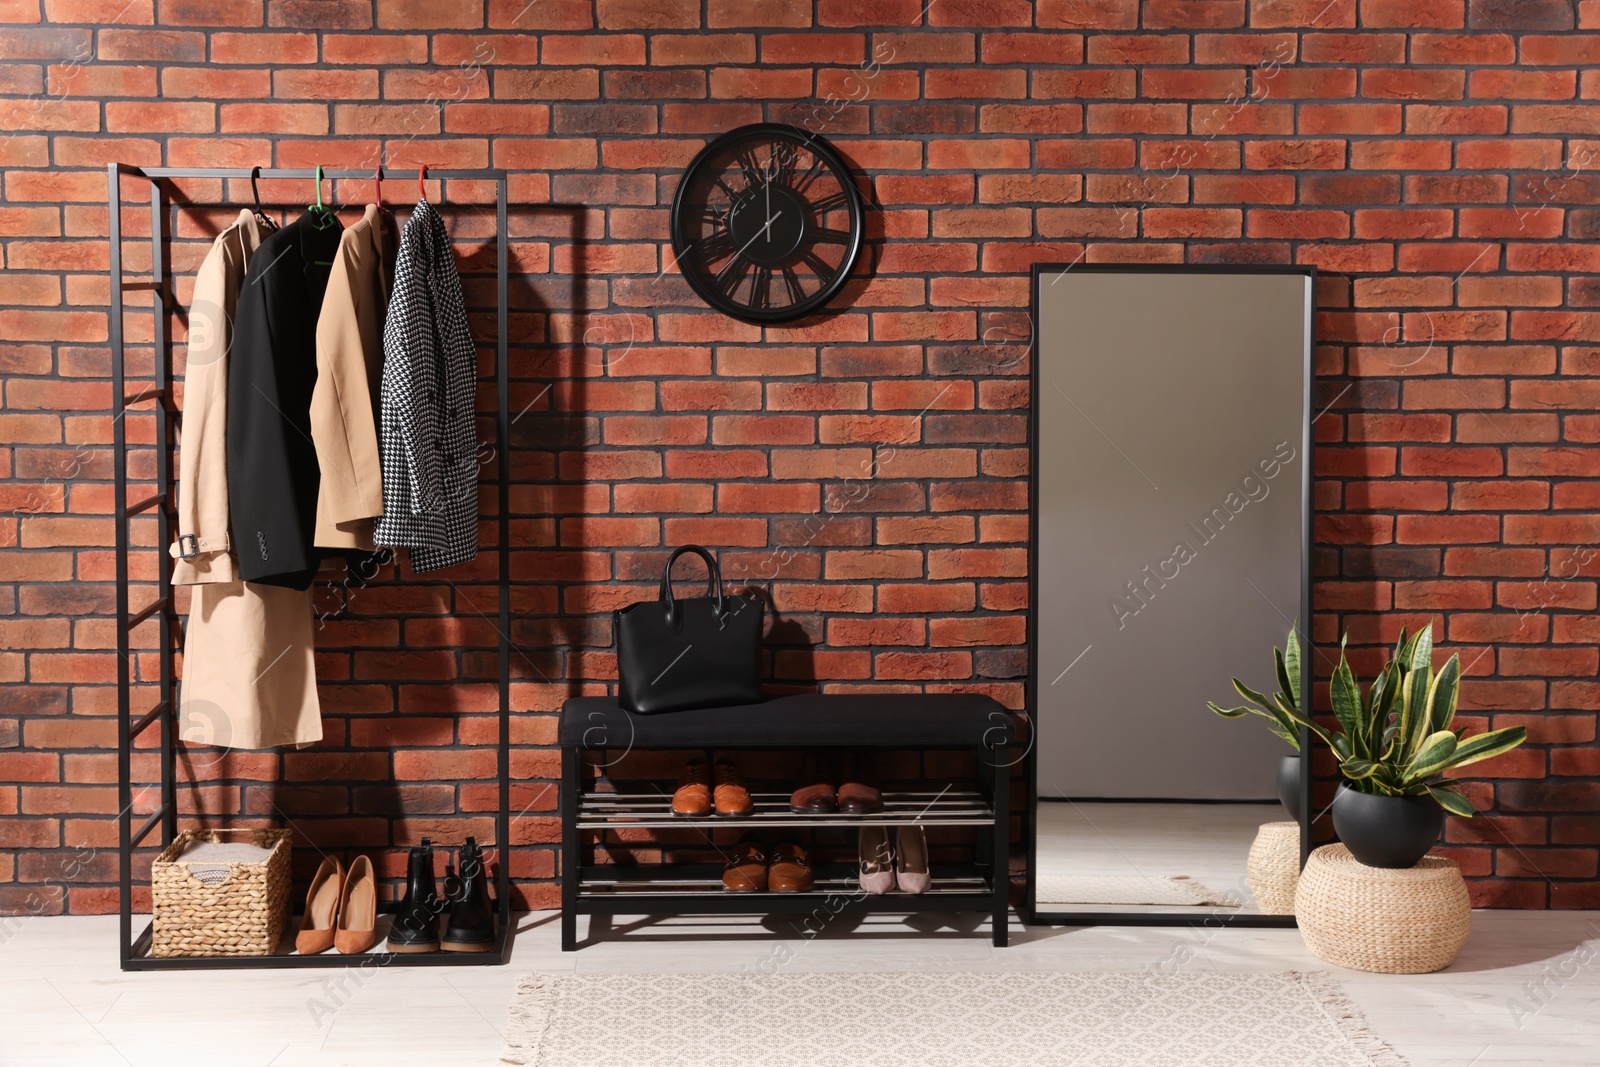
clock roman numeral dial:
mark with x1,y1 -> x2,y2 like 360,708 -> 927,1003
809,189 -> 850,214
671,124 -> 863,323
781,266 -> 806,304
697,228 -> 735,262
713,255 -> 750,297
800,248 -> 835,278
733,146 -> 765,189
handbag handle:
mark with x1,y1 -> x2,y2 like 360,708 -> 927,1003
659,545 -> 724,627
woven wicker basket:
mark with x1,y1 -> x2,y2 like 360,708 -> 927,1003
151,828 -> 291,958
1294,843 -> 1470,974
1246,821 -> 1300,915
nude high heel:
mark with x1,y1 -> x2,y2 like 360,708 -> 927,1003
859,825 -> 896,895
895,825 -> 930,895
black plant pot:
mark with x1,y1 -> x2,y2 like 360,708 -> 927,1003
1276,754 -> 1302,822
1332,784 -> 1444,868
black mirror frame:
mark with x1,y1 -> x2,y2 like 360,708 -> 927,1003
1023,263 -> 1317,929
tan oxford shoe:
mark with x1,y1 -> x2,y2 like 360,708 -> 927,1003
672,758 -> 713,817
713,758 -> 753,817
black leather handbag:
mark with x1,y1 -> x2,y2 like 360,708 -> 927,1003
615,545 -> 765,714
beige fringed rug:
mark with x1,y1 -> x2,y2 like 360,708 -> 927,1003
1035,873 -> 1242,907
500,970 -> 1407,1066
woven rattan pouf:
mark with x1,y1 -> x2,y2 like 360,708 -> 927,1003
1294,843 -> 1471,974
1246,821 -> 1300,915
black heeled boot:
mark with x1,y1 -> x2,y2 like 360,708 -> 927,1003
386,837 -> 441,953
441,837 -> 496,953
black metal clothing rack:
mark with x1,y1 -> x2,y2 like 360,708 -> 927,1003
107,164 -> 513,969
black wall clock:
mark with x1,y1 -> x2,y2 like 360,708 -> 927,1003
670,123 -> 865,324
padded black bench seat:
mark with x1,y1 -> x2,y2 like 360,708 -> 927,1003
559,692 -> 1014,750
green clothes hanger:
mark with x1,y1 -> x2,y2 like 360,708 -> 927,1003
306,164 -> 338,260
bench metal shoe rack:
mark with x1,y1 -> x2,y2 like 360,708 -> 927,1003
558,695 -> 1015,951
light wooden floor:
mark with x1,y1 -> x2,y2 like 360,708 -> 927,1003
3,909 -> 1598,1065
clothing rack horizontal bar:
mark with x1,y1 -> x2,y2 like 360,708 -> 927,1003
130,806 -> 168,848
121,280 -> 161,292
122,387 -> 166,406
126,493 -> 167,517
121,167 -> 506,181
128,701 -> 171,741
126,596 -> 170,629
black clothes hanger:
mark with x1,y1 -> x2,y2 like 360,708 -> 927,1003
374,164 -> 383,211
248,165 -> 277,230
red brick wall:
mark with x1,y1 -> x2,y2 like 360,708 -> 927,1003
3,0 -> 1600,915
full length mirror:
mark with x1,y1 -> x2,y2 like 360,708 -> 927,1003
1027,265 -> 1314,924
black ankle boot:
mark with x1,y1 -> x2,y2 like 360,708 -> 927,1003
440,837 -> 496,953
386,837 -> 440,953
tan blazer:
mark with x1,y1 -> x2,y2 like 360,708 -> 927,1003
170,210 -> 270,585
312,204 -> 397,550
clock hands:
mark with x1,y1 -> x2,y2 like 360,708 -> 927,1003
750,209 -> 781,252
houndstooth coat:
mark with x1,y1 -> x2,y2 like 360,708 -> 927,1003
374,198 -> 479,572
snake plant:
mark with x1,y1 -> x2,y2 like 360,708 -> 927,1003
1206,626 -> 1304,751
1209,623 -> 1527,816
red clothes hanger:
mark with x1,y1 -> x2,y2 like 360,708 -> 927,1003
417,164 -> 428,203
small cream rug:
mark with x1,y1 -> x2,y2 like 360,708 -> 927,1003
1035,873 -> 1242,907
501,971 -> 1406,1066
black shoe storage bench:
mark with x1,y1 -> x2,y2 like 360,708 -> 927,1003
559,693 -> 1014,951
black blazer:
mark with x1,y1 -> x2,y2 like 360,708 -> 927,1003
227,209 -> 344,589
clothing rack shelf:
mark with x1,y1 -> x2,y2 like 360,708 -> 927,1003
107,163 -> 513,970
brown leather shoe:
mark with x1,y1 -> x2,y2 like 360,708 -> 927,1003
672,758 -> 712,817
722,838 -> 768,893
769,843 -> 815,893
837,779 -> 883,814
838,752 -> 883,814
334,855 -> 377,954
295,856 -> 342,955
713,758 -> 753,817
789,763 -> 837,815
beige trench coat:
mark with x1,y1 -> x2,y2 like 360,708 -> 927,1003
171,210 -> 322,749
312,203 -> 397,551
171,209 -> 265,586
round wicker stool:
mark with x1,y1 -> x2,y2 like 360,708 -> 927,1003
1294,843 -> 1470,974
1246,821 -> 1301,915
